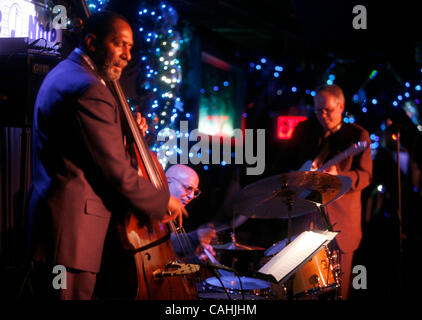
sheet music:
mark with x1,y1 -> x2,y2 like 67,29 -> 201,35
258,230 -> 337,283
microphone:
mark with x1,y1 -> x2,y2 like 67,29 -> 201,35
202,261 -> 238,301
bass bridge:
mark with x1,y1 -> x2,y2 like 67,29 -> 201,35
153,261 -> 200,280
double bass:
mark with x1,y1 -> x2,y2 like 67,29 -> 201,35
112,81 -> 199,299
78,0 -> 199,300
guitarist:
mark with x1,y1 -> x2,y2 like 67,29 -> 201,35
288,84 -> 373,299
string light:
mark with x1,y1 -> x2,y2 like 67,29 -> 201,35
85,3 -> 422,169
369,70 -> 378,79
247,57 -> 406,159
135,2 -> 189,168
86,1 -> 191,169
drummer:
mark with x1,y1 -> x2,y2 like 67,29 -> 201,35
166,164 -> 217,261
288,84 -> 373,299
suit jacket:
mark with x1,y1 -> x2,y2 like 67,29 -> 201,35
289,116 -> 373,253
28,50 -> 169,273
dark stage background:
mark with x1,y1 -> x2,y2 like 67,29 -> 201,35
1,0 -> 422,300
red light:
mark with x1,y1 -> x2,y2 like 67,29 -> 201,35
277,116 -> 307,140
392,134 -> 397,141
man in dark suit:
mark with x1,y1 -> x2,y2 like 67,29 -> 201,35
27,11 -> 186,300
289,84 -> 373,299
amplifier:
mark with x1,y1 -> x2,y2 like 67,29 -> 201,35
0,38 -> 61,127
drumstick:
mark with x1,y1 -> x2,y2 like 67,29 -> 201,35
202,245 -> 220,264
212,215 -> 249,233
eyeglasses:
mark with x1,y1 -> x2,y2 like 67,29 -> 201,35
314,107 -> 338,115
169,177 -> 201,197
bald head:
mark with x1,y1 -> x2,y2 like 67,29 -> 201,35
166,165 -> 200,206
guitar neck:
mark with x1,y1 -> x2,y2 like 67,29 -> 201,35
318,141 -> 367,172
319,153 -> 347,172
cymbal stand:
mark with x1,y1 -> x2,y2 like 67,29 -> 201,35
278,181 -> 295,245
316,203 -> 341,299
316,203 -> 334,232
230,213 -> 239,271
280,181 -> 295,300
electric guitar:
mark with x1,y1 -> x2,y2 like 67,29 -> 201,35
299,141 -> 369,172
298,141 -> 369,202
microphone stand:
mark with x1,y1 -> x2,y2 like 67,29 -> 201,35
226,212 -> 245,300
396,130 -> 404,292
396,130 -> 404,255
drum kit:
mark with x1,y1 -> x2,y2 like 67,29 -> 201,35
198,171 -> 351,300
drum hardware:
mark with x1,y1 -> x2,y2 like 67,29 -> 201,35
232,171 -> 352,220
198,275 -> 272,300
199,171 -> 350,300
213,233 -> 265,275
327,248 -> 342,293
212,232 -> 266,252
199,238 -> 274,300
260,231 -> 342,300
288,246 -> 340,299
199,240 -> 342,300
199,240 -> 247,300
230,171 -> 352,300
316,203 -> 334,232
206,263 -> 241,300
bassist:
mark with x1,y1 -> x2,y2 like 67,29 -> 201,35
27,11 -> 186,300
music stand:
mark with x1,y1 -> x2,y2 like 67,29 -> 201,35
258,230 -> 338,288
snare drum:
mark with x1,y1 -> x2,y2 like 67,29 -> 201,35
199,275 -> 271,300
292,247 -> 340,298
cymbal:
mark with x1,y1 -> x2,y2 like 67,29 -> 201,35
232,171 -> 352,219
213,241 -> 265,251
